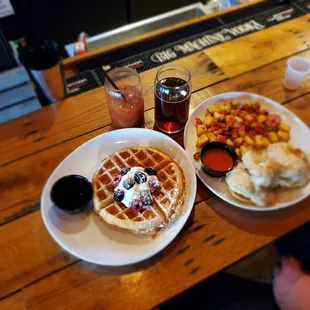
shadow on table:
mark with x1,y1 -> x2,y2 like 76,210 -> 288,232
207,197 -> 309,236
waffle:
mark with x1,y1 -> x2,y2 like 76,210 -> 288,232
92,147 -> 186,234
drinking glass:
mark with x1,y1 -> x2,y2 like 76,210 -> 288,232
154,65 -> 192,134
104,67 -> 145,129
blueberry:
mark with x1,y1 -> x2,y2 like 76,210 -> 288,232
114,189 -> 125,202
144,167 -> 157,176
134,171 -> 147,184
120,167 -> 131,176
140,191 -> 153,206
123,178 -> 135,190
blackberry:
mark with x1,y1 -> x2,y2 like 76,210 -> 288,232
140,191 -> 153,206
114,189 -> 125,202
120,167 -> 131,176
134,171 -> 147,184
144,167 -> 157,176
123,178 -> 135,190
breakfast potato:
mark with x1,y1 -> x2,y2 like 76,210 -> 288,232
262,137 -> 270,148
244,114 -> 254,122
250,122 -> 257,129
277,130 -> 290,141
213,129 -> 223,136
254,135 -> 264,149
226,139 -> 234,147
194,98 -> 291,157
257,115 -> 267,123
235,148 -> 241,157
235,116 -> 243,124
224,101 -> 232,113
208,104 -> 221,114
196,134 -> 209,147
231,99 -> 239,107
203,114 -> 214,126
279,122 -> 290,132
268,132 -> 279,143
240,145 -> 250,155
234,137 -> 243,147
214,111 -> 225,121
244,136 -> 254,146
225,114 -> 234,122
231,131 -> 239,140
206,132 -> 216,142
239,130 -> 246,137
196,124 -> 207,137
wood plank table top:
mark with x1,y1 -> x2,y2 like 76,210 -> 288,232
1,14 -> 310,310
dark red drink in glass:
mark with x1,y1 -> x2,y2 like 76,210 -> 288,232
154,65 -> 192,133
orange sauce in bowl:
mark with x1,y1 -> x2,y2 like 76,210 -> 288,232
202,149 -> 233,171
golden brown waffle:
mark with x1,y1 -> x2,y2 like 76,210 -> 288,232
92,147 -> 186,234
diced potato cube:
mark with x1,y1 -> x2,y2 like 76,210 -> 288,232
239,130 -> 246,137
214,111 -> 225,121
250,122 -> 257,129
240,145 -> 250,155
196,134 -> 209,148
239,111 -> 247,119
268,132 -> 278,143
245,114 -> 254,122
196,124 -> 207,137
235,116 -> 243,124
277,130 -> 290,141
258,106 -> 268,115
208,104 -> 220,114
226,139 -> 234,147
244,136 -> 254,146
235,148 -> 241,157
225,114 -> 234,122
203,114 -> 214,126
224,100 -> 232,113
231,131 -> 239,140
231,100 -> 239,107
231,109 -> 238,116
279,122 -> 291,132
234,137 -> 243,147
206,132 -> 216,142
213,129 -> 223,135
254,135 -> 264,149
262,137 -> 270,148
257,115 -> 267,123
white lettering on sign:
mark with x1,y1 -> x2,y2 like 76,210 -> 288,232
150,20 -> 265,62
151,48 -> 177,63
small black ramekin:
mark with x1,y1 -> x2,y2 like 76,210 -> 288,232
50,175 -> 93,213
200,142 -> 238,178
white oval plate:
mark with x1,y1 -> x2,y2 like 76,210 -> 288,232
41,128 -> 196,266
184,92 -> 310,211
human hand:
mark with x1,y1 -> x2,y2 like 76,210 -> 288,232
273,257 -> 310,310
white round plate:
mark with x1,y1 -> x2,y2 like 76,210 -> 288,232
41,128 -> 196,266
184,92 -> 310,211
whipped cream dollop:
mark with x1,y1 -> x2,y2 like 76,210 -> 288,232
113,166 -> 161,211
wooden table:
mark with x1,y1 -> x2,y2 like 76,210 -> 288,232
1,13 -> 310,310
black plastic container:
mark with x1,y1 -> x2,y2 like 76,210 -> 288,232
200,142 -> 238,178
50,175 -> 93,213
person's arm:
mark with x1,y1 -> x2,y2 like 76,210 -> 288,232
273,257 -> 310,310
